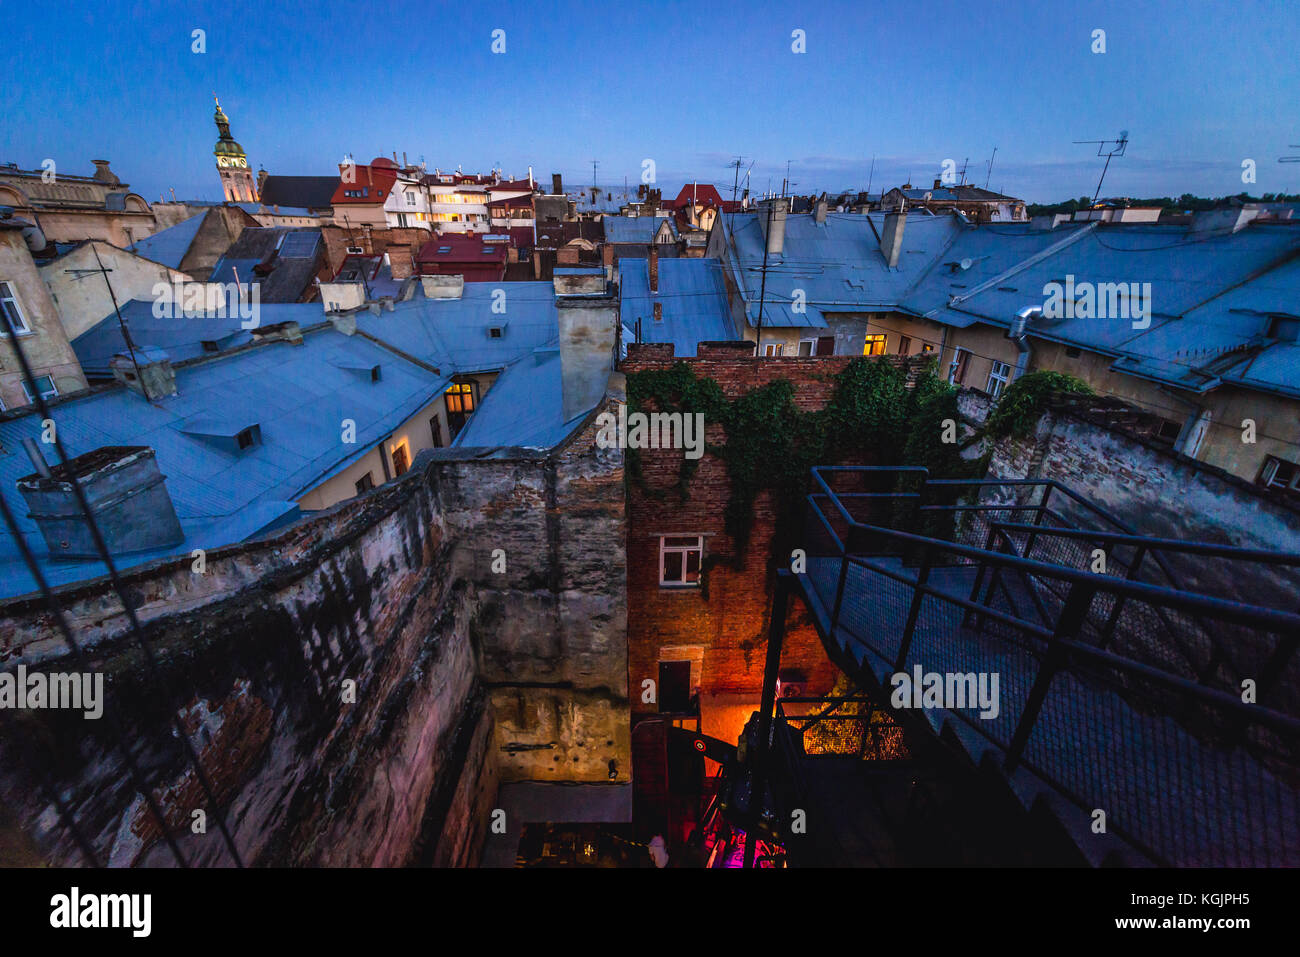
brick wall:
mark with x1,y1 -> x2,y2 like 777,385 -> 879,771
620,344 -> 910,739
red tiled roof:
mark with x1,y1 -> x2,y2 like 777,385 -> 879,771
416,232 -> 509,265
330,164 -> 399,206
666,183 -> 742,213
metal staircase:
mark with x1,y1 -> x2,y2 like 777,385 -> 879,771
747,466 -> 1300,867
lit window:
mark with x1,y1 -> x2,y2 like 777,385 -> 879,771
391,439 -> 411,476
863,334 -> 886,356
0,282 -> 32,335
660,535 -> 704,587
762,342 -> 784,356
445,381 -> 476,438
987,360 -> 1011,398
20,374 -> 58,404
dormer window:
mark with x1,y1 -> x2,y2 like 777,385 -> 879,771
236,427 -> 258,450
1267,314 -> 1299,342
489,326 -> 503,339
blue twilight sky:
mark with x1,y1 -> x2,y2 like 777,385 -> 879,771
3,0 -> 1298,205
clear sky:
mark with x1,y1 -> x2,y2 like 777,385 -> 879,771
5,0 -> 1298,205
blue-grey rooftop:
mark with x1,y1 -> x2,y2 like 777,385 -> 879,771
726,211 -> 964,313
602,215 -> 676,244
618,258 -> 735,354
128,213 -> 206,270
0,327 -> 449,598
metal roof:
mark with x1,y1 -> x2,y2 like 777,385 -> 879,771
726,211 -> 965,318
602,215 -> 676,244
619,258 -> 736,354
0,327 -> 449,598
128,213 -> 206,269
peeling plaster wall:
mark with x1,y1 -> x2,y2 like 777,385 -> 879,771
0,399 -> 626,866
981,404 -> 1300,606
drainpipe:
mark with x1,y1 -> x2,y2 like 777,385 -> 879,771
1009,305 -> 1040,379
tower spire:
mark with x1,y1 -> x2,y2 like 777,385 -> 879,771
212,96 -> 257,203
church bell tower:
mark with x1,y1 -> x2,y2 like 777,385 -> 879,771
213,96 -> 258,203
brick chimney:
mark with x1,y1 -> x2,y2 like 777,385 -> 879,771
602,242 -> 614,267
552,172 -> 563,195
933,178 -> 942,190
649,246 -> 659,293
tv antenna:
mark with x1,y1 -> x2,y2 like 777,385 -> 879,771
1279,145 -> 1300,163
1074,131 -> 1129,205
984,147 -> 998,189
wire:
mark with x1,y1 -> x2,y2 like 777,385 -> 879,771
0,310 -> 245,867
0,489 -> 186,866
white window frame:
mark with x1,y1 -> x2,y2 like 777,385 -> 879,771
21,374 -> 58,404
987,360 -> 1011,398
1260,456 -> 1300,492
0,281 -> 32,335
762,341 -> 784,357
659,535 -> 704,588
797,338 -> 817,356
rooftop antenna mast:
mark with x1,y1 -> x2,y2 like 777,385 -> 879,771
866,154 -> 876,197
591,159 -> 598,206
1279,145 -> 1300,163
727,156 -> 745,233
1073,131 -> 1129,206
958,157 -> 969,186
984,146 -> 998,189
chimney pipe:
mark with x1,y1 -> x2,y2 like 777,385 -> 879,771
21,438 -> 52,479
649,247 -> 659,293
880,206 -> 907,268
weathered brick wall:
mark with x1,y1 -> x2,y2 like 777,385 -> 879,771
0,402 -> 626,866
620,344 -> 906,730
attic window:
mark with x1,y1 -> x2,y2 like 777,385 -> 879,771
371,365 -> 382,382
489,326 -> 504,339
437,245 -> 451,254
997,286 -> 1018,292
201,340 -> 221,353
236,427 -> 258,450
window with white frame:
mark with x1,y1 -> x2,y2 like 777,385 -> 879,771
0,282 -> 32,335
987,360 -> 1011,398
797,339 -> 817,356
1259,456 -> 1300,495
659,535 -> 704,587
762,342 -> 784,357
21,374 -> 57,404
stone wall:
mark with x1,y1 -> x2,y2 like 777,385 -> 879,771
979,401 -> 1300,605
0,399 -> 626,866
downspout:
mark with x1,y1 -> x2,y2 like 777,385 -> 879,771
1009,306 -> 1040,379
